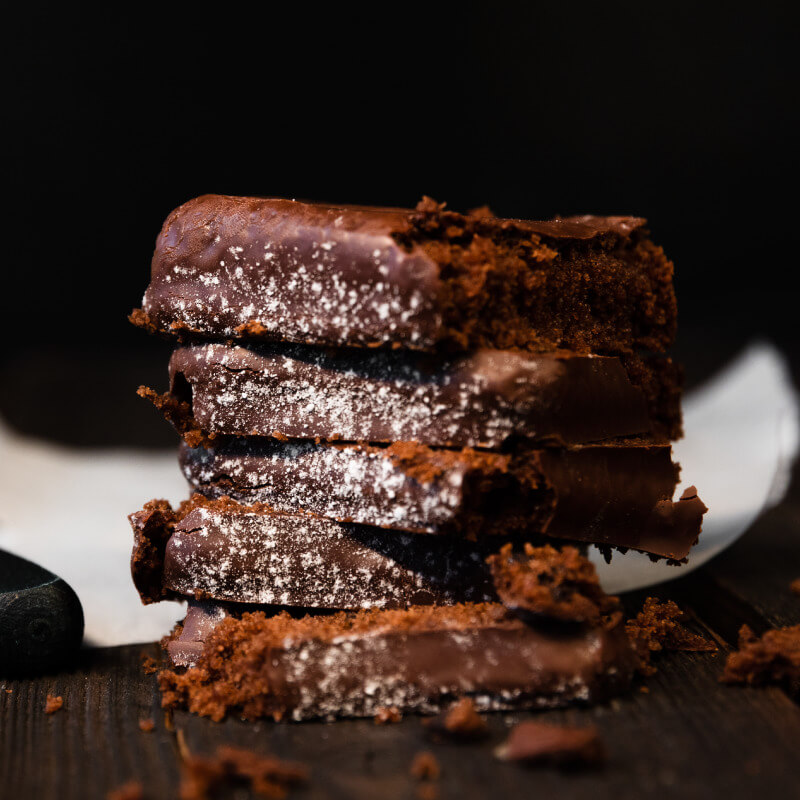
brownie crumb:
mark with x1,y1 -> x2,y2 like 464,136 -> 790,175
374,706 -> 402,725
410,751 -> 441,781
138,718 -> 156,733
179,745 -> 307,800
423,698 -> 489,740
106,780 -> 144,800
487,543 -> 621,625
141,655 -> 160,675
790,578 -> 800,597
495,721 -> 605,768
136,386 -> 215,449
721,624 -> 800,686
416,784 -> 440,800
44,695 -> 63,715
625,597 -> 716,675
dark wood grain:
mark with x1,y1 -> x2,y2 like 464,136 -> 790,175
0,643 -> 180,800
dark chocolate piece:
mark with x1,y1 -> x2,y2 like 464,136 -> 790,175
157,342 -> 679,449
159,602 -> 638,721
178,441 -> 705,560
495,721 -> 605,767
133,195 -> 676,354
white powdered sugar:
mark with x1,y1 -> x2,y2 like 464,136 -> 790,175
172,343 -> 560,448
180,442 -> 479,533
163,508 -> 495,608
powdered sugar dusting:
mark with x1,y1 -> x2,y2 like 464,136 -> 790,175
144,215 -> 441,346
163,508 -> 498,608
180,441 -> 475,533
171,344 -> 564,448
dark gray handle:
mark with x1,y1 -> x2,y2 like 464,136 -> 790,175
0,550 -> 84,675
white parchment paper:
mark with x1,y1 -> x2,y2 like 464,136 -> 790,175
1,342 -> 797,646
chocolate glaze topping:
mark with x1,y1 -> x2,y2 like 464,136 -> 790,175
134,195 -> 676,353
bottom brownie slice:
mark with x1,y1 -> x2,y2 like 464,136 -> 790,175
159,600 -> 637,722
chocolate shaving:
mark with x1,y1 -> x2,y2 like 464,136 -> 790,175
495,721 -> 605,768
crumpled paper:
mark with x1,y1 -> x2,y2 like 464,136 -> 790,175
0,343 -> 797,646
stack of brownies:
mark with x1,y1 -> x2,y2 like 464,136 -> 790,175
129,195 -> 706,721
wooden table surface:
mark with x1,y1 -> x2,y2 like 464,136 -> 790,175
1,337 -> 799,799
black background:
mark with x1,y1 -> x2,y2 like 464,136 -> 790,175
3,4 -> 797,446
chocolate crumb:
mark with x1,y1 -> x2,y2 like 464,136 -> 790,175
721,624 -> 800,686
423,698 -> 489,740
374,706 -> 402,725
138,718 -> 156,733
45,695 -> 63,715
416,784 -> 440,800
141,655 -> 160,675
495,721 -> 605,768
179,745 -> 307,800
625,597 -> 716,674
790,578 -> 800,597
487,543 -> 621,625
106,780 -> 144,800
410,751 -> 441,781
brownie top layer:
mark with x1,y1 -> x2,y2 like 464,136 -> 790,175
133,195 -> 676,354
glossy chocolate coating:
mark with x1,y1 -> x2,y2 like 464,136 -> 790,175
136,194 -> 673,352
167,343 -> 660,448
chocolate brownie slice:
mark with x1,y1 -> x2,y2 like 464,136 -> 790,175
132,195 -> 677,354
146,343 -> 681,448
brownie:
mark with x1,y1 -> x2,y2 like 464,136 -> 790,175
149,343 -> 681,449
177,441 -> 705,560
130,496 -> 512,609
158,601 -> 638,721
178,440 -> 553,538
132,195 -> 677,354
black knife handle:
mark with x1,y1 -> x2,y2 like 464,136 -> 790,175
0,549 -> 84,676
